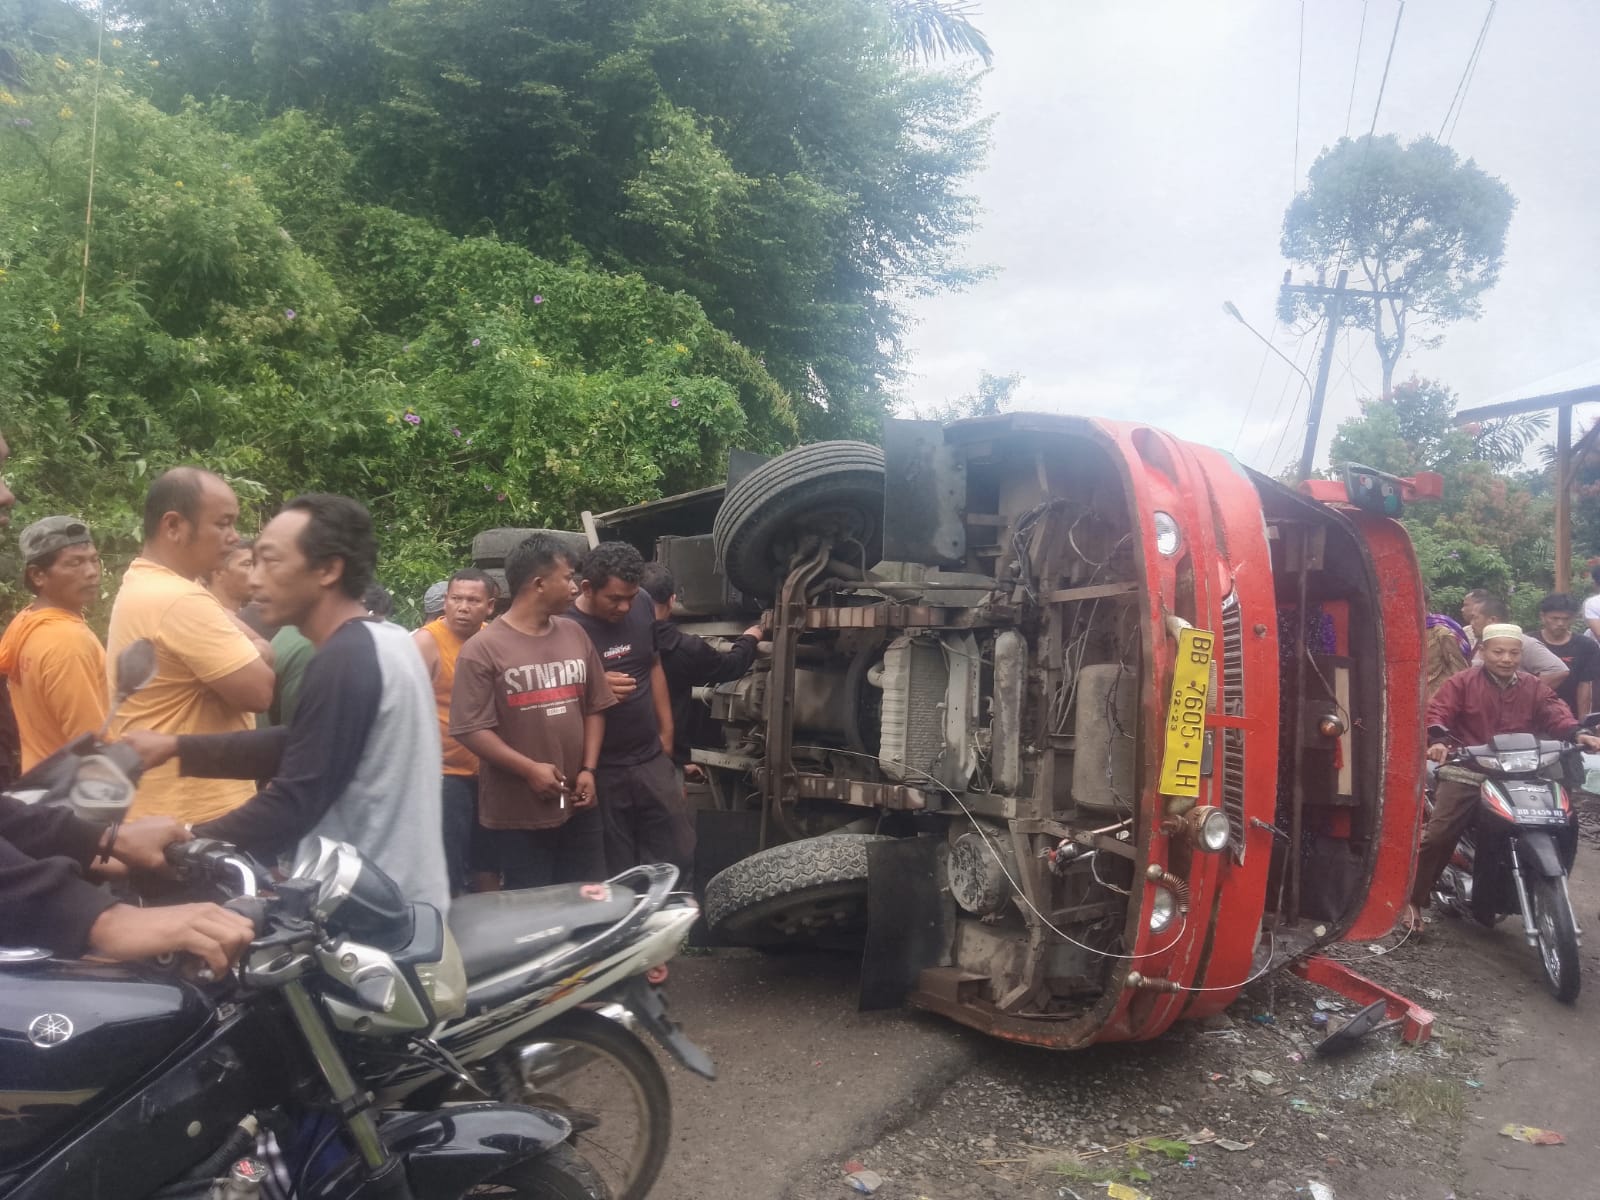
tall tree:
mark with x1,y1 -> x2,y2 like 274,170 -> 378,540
888,0 -> 993,65
1279,135 -> 1515,396
110,0 -> 991,440
1326,378 -> 1555,624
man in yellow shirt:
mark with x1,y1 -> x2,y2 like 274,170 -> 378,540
0,517 -> 108,769
109,468 -> 276,823
414,567 -> 497,892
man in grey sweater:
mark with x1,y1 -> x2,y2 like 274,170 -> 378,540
123,494 -> 448,915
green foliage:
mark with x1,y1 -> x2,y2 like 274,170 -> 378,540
0,47 -> 795,619
115,0 -> 991,438
1280,135 -> 1515,395
1327,378 -> 1558,625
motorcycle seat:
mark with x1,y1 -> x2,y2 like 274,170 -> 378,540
448,884 -> 636,981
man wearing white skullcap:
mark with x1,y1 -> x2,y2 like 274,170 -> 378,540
1409,623 -> 1600,933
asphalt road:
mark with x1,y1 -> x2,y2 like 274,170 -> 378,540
650,947 -> 979,1200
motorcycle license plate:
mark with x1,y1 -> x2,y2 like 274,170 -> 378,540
1160,628 -> 1215,797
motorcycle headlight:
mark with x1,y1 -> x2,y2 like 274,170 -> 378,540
1148,886 -> 1178,934
293,837 -> 414,952
1496,751 -> 1539,773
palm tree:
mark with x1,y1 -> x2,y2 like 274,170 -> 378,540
888,0 -> 994,66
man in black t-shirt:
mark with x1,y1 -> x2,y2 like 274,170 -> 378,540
568,542 -> 685,874
1534,592 -> 1600,720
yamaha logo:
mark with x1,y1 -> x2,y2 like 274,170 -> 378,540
27,1013 -> 73,1048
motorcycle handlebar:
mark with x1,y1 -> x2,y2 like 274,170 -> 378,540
165,839 -> 260,899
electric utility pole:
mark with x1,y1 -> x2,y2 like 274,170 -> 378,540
1280,269 -> 1406,481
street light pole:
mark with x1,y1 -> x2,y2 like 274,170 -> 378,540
1222,300 -> 1315,395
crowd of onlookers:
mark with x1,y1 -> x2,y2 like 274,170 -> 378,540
1424,576 -> 1600,719
0,461 -> 764,903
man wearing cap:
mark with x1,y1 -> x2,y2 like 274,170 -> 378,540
0,517 -> 108,770
1410,623 -> 1600,932
422,580 -> 449,625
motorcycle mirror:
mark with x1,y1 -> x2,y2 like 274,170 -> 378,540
113,639 -> 158,704
1582,712 -> 1600,731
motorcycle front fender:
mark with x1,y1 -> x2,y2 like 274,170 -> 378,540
1517,830 -> 1566,879
307,1103 -> 572,1198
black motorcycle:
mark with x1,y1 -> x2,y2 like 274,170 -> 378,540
1428,724 -> 1585,1003
0,641 -> 609,1199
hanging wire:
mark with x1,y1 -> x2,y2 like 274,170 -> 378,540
1442,1 -> 1496,146
1343,0 -> 1369,138
1292,0 -> 1305,190
791,743 -> 1283,993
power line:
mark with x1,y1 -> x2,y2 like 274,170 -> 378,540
1443,1 -> 1496,145
1255,324 -> 1322,472
1344,0 -> 1369,138
1231,321 -> 1280,456
1367,0 -> 1406,137
1293,0 -> 1305,189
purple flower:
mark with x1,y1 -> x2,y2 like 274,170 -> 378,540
496,492 -> 507,502
532,294 -> 544,305
284,308 -> 296,320
471,337 -> 481,347
451,427 -> 462,437
403,412 -> 421,426
670,396 -> 681,408
12,118 -> 33,129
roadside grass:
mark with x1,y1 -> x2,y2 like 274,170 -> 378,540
1368,1073 -> 1466,1127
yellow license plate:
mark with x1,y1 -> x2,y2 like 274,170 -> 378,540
1159,627 -> 1215,797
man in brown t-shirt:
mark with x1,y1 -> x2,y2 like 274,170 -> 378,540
450,534 -> 615,887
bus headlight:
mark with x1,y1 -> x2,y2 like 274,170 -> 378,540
1189,805 -> 1232,853
1149,886 -> 1178,933
1153,511 -> 1182,557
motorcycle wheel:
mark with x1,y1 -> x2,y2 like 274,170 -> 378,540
469,1143 -> 611,1199
490,1007 -> 671,1200
1530,875 -> 1581,1004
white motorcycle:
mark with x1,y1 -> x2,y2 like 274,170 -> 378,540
353,864 -> 712,1200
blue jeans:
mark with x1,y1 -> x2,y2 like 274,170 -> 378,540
440,774 -> 480,896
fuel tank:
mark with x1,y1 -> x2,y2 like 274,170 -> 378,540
0,960 -> 210,1165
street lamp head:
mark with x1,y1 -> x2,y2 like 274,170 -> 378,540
1222,300 -> 1243,323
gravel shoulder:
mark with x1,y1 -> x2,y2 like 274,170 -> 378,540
644,827 -> 1600,1200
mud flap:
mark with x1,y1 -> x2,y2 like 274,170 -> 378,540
859,835 -> 950,1011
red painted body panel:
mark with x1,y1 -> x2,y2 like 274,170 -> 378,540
1339,509 -> 1427,942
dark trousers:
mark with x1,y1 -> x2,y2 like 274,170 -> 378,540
597,751 -> 688,876
493,806 -> 607,889
440,774 -> 479,896
1411,777 -> 1479,907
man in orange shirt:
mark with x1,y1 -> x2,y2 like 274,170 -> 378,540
0,517 -> 108,769
415,568 -> 497,893
109,468 -> 276,824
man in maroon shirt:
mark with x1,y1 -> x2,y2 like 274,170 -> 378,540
1409,624 -> 1600,932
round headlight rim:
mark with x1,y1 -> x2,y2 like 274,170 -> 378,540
1148,885 -> 1178,933
1153,511 -> 1182,557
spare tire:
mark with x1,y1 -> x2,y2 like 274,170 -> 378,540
704,834 -> 892,947
712,441 -> 885,601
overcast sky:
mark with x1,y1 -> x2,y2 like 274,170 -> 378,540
898,0 -> 1600,474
